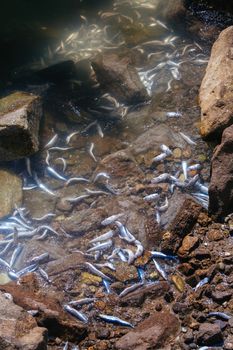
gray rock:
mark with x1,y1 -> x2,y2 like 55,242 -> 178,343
196,322 -> 223,346
91,53 -> 149,104
0,169 -> 22,218
0,91 -> 42,161
0,291 -> 47,349
209,123 -> 233,218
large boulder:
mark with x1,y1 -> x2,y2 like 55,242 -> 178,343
115,309 -> 180,350
0,291 -> 47,350
0,91 -> 42,161
0,169 -> 22,218
91,53 -> 150,104
209,123 -> 233,218
199,26 -> 233,140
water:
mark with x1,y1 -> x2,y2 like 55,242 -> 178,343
2,0 -> 213,328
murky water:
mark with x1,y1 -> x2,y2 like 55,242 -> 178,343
0,1 -> 219,346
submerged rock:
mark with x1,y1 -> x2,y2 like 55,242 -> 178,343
0,290 -> 47,350
0,169 -> 22,218
199,26 -> 233,139
91,53 -> 149,104
115,309 -> 180,350
209,123 -> 233,218
0,92 -> 42,161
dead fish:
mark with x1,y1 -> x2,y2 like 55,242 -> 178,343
166,111 -> 182,118
115,221 -> 128,240
151,173 -> 171,184
64,304 -> 88,323
88,143 -> 97,162
85,188 -> 110,196
101,214 -> 124,226
66,131 -> 79,144
93,172 -> 110,183
194,277 -> 209,291
98,314 -> 134,328
95,262 -> 116,271
152,152 -> 167,163
49,146 -> 72,151
9,244 -> 23,268
64,194 -> 90,203
44,134 -> 58,149
119,282 -> 144,298
153,259 -> 167,280
29,252 -> 50,265
155,210 -> 161,225
25,157 -> 32,176
17,263 -> 38,277
87,240 -> 112,253
65,177 -> 90,185
160,144 -> 172,156
179,132 -> 197,146
46,166 -> 67,181
55,157 -> 67,172
182,161 -> 188,180
89,230 -> 115,244
33,173 -> 57,196
207,312 -> 231,321
97,123 -> 104,138
134,240 -> 144,259
188,164 -> 202,171
103,278 -> 111,294
85,262 -> 112,281
38,267 -> 51,283
32,213 -> 55,221
68,298 -> 96,306
144,193 -> 160,202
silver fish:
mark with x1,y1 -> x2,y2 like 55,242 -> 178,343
101,214 -> 124,226
88,143 -> 97,162
144,193 -> 160,201
64,194 -> 90,203
153,259 -> 167,280
66,131 -> 79,144
152,152 -> 167,163
33,173 -> 57,196
151,173 -> 171,184
38,267 -> 51,283
44,134 -> 58,149
160,144 -> 172,156
115,221 -> 128,240
55,157 -> 67,172
68,298 -> 96,306
119,282 -> 144,298
29,252 -> 50,265
188,164 -> 202,171
98,314 -> 134,328
49,146 -> 72,151
166,111 -> 182,118
97,123 -> 104,138
10,244 -> 23,268
85,262 -> 112,281
65,177 -> 90,185
89,230 -> 114,244
64,304 -> 88,323
87,240 -> 112,253
85,189 -> 110,196
46,166 -> 67,181
121,248 -> 135,265
155,210 -> 161,225
179,132 -> 197,146
207,312 -> 231,321
103,278 -> 111,294
150,251 -> 177,260
134,240 -> 144,260
157,197 -> 169,212
17,263 -> 38,277
95,262 -> 116,271
25,157 -> 32,176
194,277 -> 209,291
32,213 -> 55,221
182,161 -> 188,180
93,172 -> 110,183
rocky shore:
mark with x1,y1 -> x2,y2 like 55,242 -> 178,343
0,1 -> 233,349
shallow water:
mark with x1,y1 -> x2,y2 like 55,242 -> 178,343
0,0 -> 212,311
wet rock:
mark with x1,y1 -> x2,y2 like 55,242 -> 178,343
199,26 -> 233,139
0,169 -> 22,218
37,60 -> 77,83
0,290 -> 47,350
158,0 -> 186,25
23,188 -> 57,218
0,92 -> 42,160
209,124 -> 233,218
47,252 -> 86,276
196,322 -> 223,346
115,309 -> 180,349
178,236 -> 199,258
0,274 -> 87,341
207,229 -> 225,241
91,53 -> 149,104
211,289 -> 232,303
160,192 -> 202,253
171,274 -> 186,292
119,281 -> 170,307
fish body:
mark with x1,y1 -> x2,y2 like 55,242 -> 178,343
89,230 -> 114,244
87,240 -> 112,253
119,282 -> 144,298
85,262 -> 112,281
64,305 -> 88,323
46,166 -> 67,181
101,214 -> 124,226
144,193 -> 160,201
152,152 -> 167,163
179,132 -> 197,146
194,277 -> 209,291
153,259 -> 167,280
151,173 -> 171,184
98,314 -> 134,328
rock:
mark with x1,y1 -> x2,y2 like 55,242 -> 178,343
158,0 -> 186,24
207,229 -> 224,241
47,252 -> 86,276
211,289 -> 232,303
178,236 -> 199,258
199,26 -> 233,139
0,290 -> 47,350
196,322 -> 223,346
0,169 -> 22,218
91,53 -> 149,104
209,124 -> 233,218
0,274 -> 87,341
37,60 -> 77,83
171,274 -> 186,292
160,192 -> 202,253
0,92 -> 42,160
119,281 -> 170,307
115,309 -> 180,349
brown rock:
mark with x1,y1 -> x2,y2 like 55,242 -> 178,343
0,91 -> 42,161
0,169 -> 22,218
160,192 -> 202,253
91,53 -> 149,104
207,229 -> 224,241
178,236 -> 199,257
211,289 -> 232,303
196,322 -> 223,346
199,26 -> 233,139
209,124 -> 233,218
0,291 -> 47,350
47,252 -> 86,276
115,309 -> 180,349
119,281 -> 170,307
